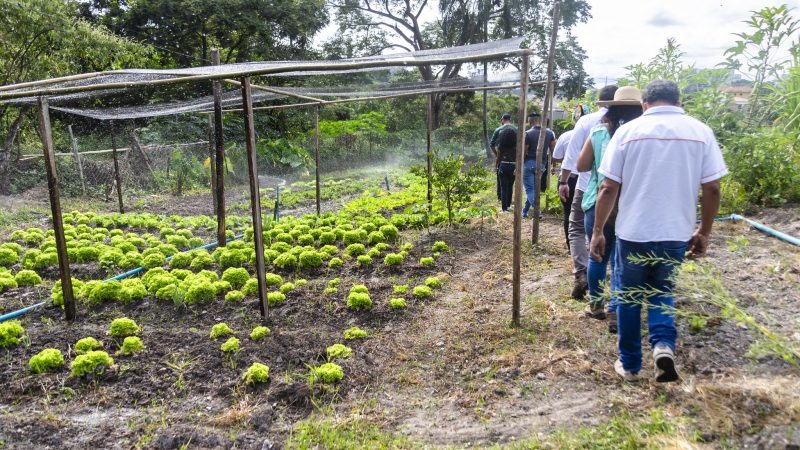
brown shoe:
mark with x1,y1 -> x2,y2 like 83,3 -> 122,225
607,310 -> 617,334
571,271 -> 588,300
584,302 -> 606,320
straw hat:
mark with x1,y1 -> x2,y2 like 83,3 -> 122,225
597,86 -> 642,107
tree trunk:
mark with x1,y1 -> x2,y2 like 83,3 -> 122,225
0,105 -> 32,194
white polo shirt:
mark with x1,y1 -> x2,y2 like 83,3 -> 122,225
552,129 -> 574,161
562,108 -> 607,192
599,105 -> 728,242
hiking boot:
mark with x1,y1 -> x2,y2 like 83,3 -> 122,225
571,271 -> 588,300
653,344 -> 680,383
607,310 -> 618,334
614,359 -> 640,382
584,302 -> 606,320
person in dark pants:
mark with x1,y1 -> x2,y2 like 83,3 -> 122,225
552,129 -> 576,251
489,113 -> 518,212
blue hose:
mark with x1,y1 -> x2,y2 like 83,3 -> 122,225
729,214 -> 800,247
0,233 -> 244,323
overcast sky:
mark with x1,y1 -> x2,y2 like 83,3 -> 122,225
573,1 -> 800,85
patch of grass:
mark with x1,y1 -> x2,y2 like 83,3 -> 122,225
288,416 -> 415,449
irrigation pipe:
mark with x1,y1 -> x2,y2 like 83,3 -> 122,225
0,234 -> 244,323
728,214 -> 800,247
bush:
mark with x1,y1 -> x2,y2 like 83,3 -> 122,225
222,267 -> 250,289
0,320 -> 25,347
274,252 -> 297,270
347,292 -> 372,310
250,326 -> 271,341
343,326 -> 368,340
419,257 -> 435,267
109,317 -> 140,338
413,285 -> 433,299
432,241 -> 449,252
345,243 -> 366,257
242,362 -> 270,385
328,257 -> 343,269
170,252 -> 192,269
725,129 -> 800,206
425,276 -> 442,289
326,343 -> 353,360
74,338 -> 103,356
29,348 -> 65,374
390,297 -> 407,309
142,252 -> 166,269
220,337 -> 240,353
268,291 -> 286,306
71,350 -> 114,377
225,290 -> 245,302
210,323 -> 234,339
383,253 -> 404,266
298,250 -> 323,269
119,336 -> 145,356
311,362 -> 344,383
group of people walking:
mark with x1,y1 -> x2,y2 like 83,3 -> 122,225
491,80 -> 727,382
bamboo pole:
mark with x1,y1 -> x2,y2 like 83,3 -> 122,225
38,97 -> 76,321
208,115 -> 218,214
67,125 -> 86,196
212,49 -> 227,248
511,54 -> 530,328
314,104 -> 322,216
426,94 -> 433,211
0,72 -> 102,92
0,49 -> 532,101
223,79 -> 326,103
17,141 -> 205,161
110,121 -> 125,213
241,77 -> 269,321
532,1 -> 560,245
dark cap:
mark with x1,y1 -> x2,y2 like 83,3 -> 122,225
501,113 -> 512,121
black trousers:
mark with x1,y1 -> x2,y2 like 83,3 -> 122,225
498,162 -> 516,211
560,174 -> 578,251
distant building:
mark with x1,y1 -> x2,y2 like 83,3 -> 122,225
721,85 -> 752,112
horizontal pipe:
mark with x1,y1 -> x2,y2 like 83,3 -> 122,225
730,214 -> 800,247
0,301 -> 47,323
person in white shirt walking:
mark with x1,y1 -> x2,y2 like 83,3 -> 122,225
558,85 -> 618,300
551,128 -> 575,252
589,80 -> 727,383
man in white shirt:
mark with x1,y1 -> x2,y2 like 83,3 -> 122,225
552,128 -> 575,252
557,85 -> 618,300
589,80 -> 727,383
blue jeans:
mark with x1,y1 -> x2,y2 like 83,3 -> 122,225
584,206 -> 617,312
522,159 -> 544,216
616,239 -> 688,373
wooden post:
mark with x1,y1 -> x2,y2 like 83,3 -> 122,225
241,77 -> 269,321
110,121 -> 125,213
511,53 -> 530,328
208,114 -> 218,214
38,97 -> 76,321
532,1 -> 560,245
67,125 -> 86,196
212,48 -> 227,248
314,104 -> 321,216
426,94 -> 433,211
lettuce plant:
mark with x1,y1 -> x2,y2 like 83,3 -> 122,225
311,362 -> 344,383
119,336 -> 145,356
267,291 -> 286,306
343,326 -> 367,340
220,337 -> 240,353
74,337 -> 103,355
390,297 -> 407,309
0,320 -> 25,347
210,323 -> 234,339
225,290 -> 245,302
412,285 -> 433,299
222,267 -> 250,289
71,351 -> 114,377
242,362 -> 270,385
383,253 -> 404,266
109,317 -> 140,338
326,343 -> 352,360
29,348 -> 65,374
250,326 -> 271,341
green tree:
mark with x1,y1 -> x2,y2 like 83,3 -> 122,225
413,153 -> 490,225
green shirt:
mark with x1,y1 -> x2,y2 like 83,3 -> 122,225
582,125 -> 610,212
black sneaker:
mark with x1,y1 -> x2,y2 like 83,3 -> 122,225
571,272 -> 588,300
584,302 -> 606,320
653,344 -> 680,382
607,310 -> 618,334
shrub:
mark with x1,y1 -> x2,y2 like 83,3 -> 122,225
250,326 -> 271,341
225,290 -> 245,302
419,257 -> 435,267
71,351 -> 114,377
142,252 -> 166,269
29,348 -> 65,374
242,362 -> 270,385
74,337 -> 103,354
220,337 -> 240,353
311,362 -> 344,384
328,257 -> 343,269
432,241 -> 449,252
393,284 -> 409,294
268,291 -> 286,306
0,320 -> 25,347
210,323 -> 234,339
390,297 -> 407,309
413,285 -> 433,299
345,243 -> 365,257
221,267 -> 250,289
326,343 -> 353,360
319,232 -> 337,245
343,326 -> 367,340
356,255 -> 372,267
383,253 -> 404,266
379,224 -> 399,241
170,252 -> 192,269
347,292 -> 372,310
0,248 -> 19,267
109,317 -> 140,338
119,336 -> 145,356
425,276 -> 442,289
274,252 -> 297,270
279,282 -> 295,293
298,250 -> 323,269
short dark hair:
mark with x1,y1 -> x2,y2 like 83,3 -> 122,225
642,80 -> 680,105
598,85 -> 618,102
527,112 -> 541,119
501,113 -> 512,121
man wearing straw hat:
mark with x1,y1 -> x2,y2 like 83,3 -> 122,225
589,80 -> 726,383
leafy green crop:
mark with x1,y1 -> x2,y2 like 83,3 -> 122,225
29,348 -> 65,374
311,362 -> 344,383
0,320 -> 25,347
425,276 -> 442,289
71,351 -> 114,377
242,362 -> 270,385
109,317 -> 140,338
343,326 -> 368,340
250,326 -> 271,341
268,291 -> 286,306
221,267 -> 250,289
119,336 -> 145,356
74,337 -> 103,355
326,343 -> 353,360
14,270 -> 42,286
383,253 -> 404,266
225,290 -> 245,302
220,337 -> 240,353
210,323 -> 235,339
390,297 -> 407,309
412,285 -> 433,299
